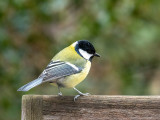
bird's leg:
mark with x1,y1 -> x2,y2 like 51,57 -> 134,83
74,87 -> 90,95
73,87 -> 90,101
58,86 -> 62,96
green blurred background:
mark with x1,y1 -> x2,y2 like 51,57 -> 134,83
0,0 -> 160,119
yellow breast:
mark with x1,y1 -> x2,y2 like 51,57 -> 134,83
50,43 -> 91,88
62,61 -> 91,88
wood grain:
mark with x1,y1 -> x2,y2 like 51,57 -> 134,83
21,95 -> 160,120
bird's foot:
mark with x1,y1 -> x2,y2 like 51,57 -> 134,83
74,92 -> 90,101
58,92 -> 62,96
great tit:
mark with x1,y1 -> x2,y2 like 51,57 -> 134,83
17,40 -> 100,101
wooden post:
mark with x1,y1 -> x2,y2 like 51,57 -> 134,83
21,95 -> 160,120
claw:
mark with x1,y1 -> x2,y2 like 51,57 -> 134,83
80,93 -> 90,96
74,95 -> 80,101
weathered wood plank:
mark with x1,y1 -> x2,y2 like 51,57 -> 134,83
22,95 -> 43,120
21,95 -> 160,120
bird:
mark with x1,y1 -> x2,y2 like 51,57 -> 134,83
17,40 -> 100,101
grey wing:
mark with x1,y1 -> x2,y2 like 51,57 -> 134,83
39,60 -> 82,82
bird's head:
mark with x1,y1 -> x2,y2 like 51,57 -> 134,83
72,40 -> 100,61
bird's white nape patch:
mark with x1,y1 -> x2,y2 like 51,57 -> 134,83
71,41 -> 78,47
79,49 -> 93,60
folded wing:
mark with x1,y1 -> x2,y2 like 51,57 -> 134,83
40,60 -> 82,82
17,60 -> 82,91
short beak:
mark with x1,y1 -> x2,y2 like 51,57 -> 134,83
94,53 -> 100,57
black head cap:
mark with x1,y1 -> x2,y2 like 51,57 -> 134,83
75,40 -> 100,61
78,40 -> 96,54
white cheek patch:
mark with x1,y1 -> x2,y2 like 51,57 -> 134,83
79,49 -> 93,60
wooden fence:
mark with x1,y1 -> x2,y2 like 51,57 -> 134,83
21,95 -> 160,120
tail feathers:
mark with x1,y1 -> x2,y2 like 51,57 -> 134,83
17,78 -> 43,91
